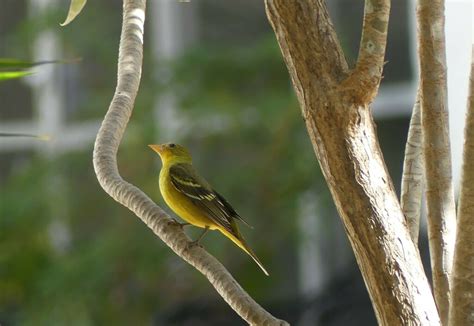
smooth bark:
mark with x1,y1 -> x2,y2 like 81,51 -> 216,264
92,1 -> 287,324
417,0 -> 457,322
448,46 -> 474,326
401,89 -> 423,245
265,0 -> 440,324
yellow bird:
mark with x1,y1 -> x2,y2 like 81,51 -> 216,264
149,143 -> 269,276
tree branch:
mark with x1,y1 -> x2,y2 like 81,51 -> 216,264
92,1 -> 287,324
417,0 -> 457,322
341,0 -> 390,104
401,88 -> 423,245
449,46 -> 474,326
265,0 -> 440,324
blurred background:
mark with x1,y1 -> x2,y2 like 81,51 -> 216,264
0,0 -> 471,325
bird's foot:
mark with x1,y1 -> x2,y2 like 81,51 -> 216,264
186,239 -> 204,250
167,219 -> 190,228
186,226 -> 209,250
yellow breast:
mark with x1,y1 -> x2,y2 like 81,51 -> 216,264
159,165 -> 216,230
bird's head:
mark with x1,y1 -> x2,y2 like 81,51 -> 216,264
148,143 -> 192,164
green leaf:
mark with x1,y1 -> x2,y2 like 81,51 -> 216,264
0,58 -> 81,81
0,133 -> 51,141
0,71 -> 33,81
60,0 -> 87,26
0,58 -> 80,69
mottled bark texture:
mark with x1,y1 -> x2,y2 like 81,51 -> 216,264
401,89 -> 423,245
417,0 -> 457,322
265,0 -> 440,324
449,47 -> 474,326
341,0 -> 390,103
92,1 -> 288,325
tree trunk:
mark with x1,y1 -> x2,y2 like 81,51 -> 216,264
417,0 -> 457,322
265,1 -> 440,324
449,47 -> 474,326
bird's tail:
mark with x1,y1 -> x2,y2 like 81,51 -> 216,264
220,229 -> 269,276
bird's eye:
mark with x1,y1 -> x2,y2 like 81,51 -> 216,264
169,143 -> 176,148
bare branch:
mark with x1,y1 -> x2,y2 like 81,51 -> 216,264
449,46 -> 474,326
417,0 -> 457,322
266,0 -> 440,324
341,0 -> 391,104
92,1 -> 287,324
401,88 -> 423,245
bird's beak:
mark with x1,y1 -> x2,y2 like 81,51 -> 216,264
148,144 -> 163,155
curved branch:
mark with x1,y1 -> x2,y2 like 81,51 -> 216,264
92,1 -> 287,325
341,0 -> 391,104
449,46 -> 474,326
401,88 -> 423,245
417,0 -> 457,322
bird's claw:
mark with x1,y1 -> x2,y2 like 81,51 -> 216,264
185,226 -> 209,250
186,240 -> 203,250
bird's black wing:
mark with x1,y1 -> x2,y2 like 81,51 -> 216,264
213,191 -> 252,228
169,163 -> 249,234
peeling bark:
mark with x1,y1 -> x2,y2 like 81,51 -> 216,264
92,1 -> 288,324
265,0 -> 440,324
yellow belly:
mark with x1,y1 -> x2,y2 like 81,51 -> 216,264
159,167 -> 216,230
